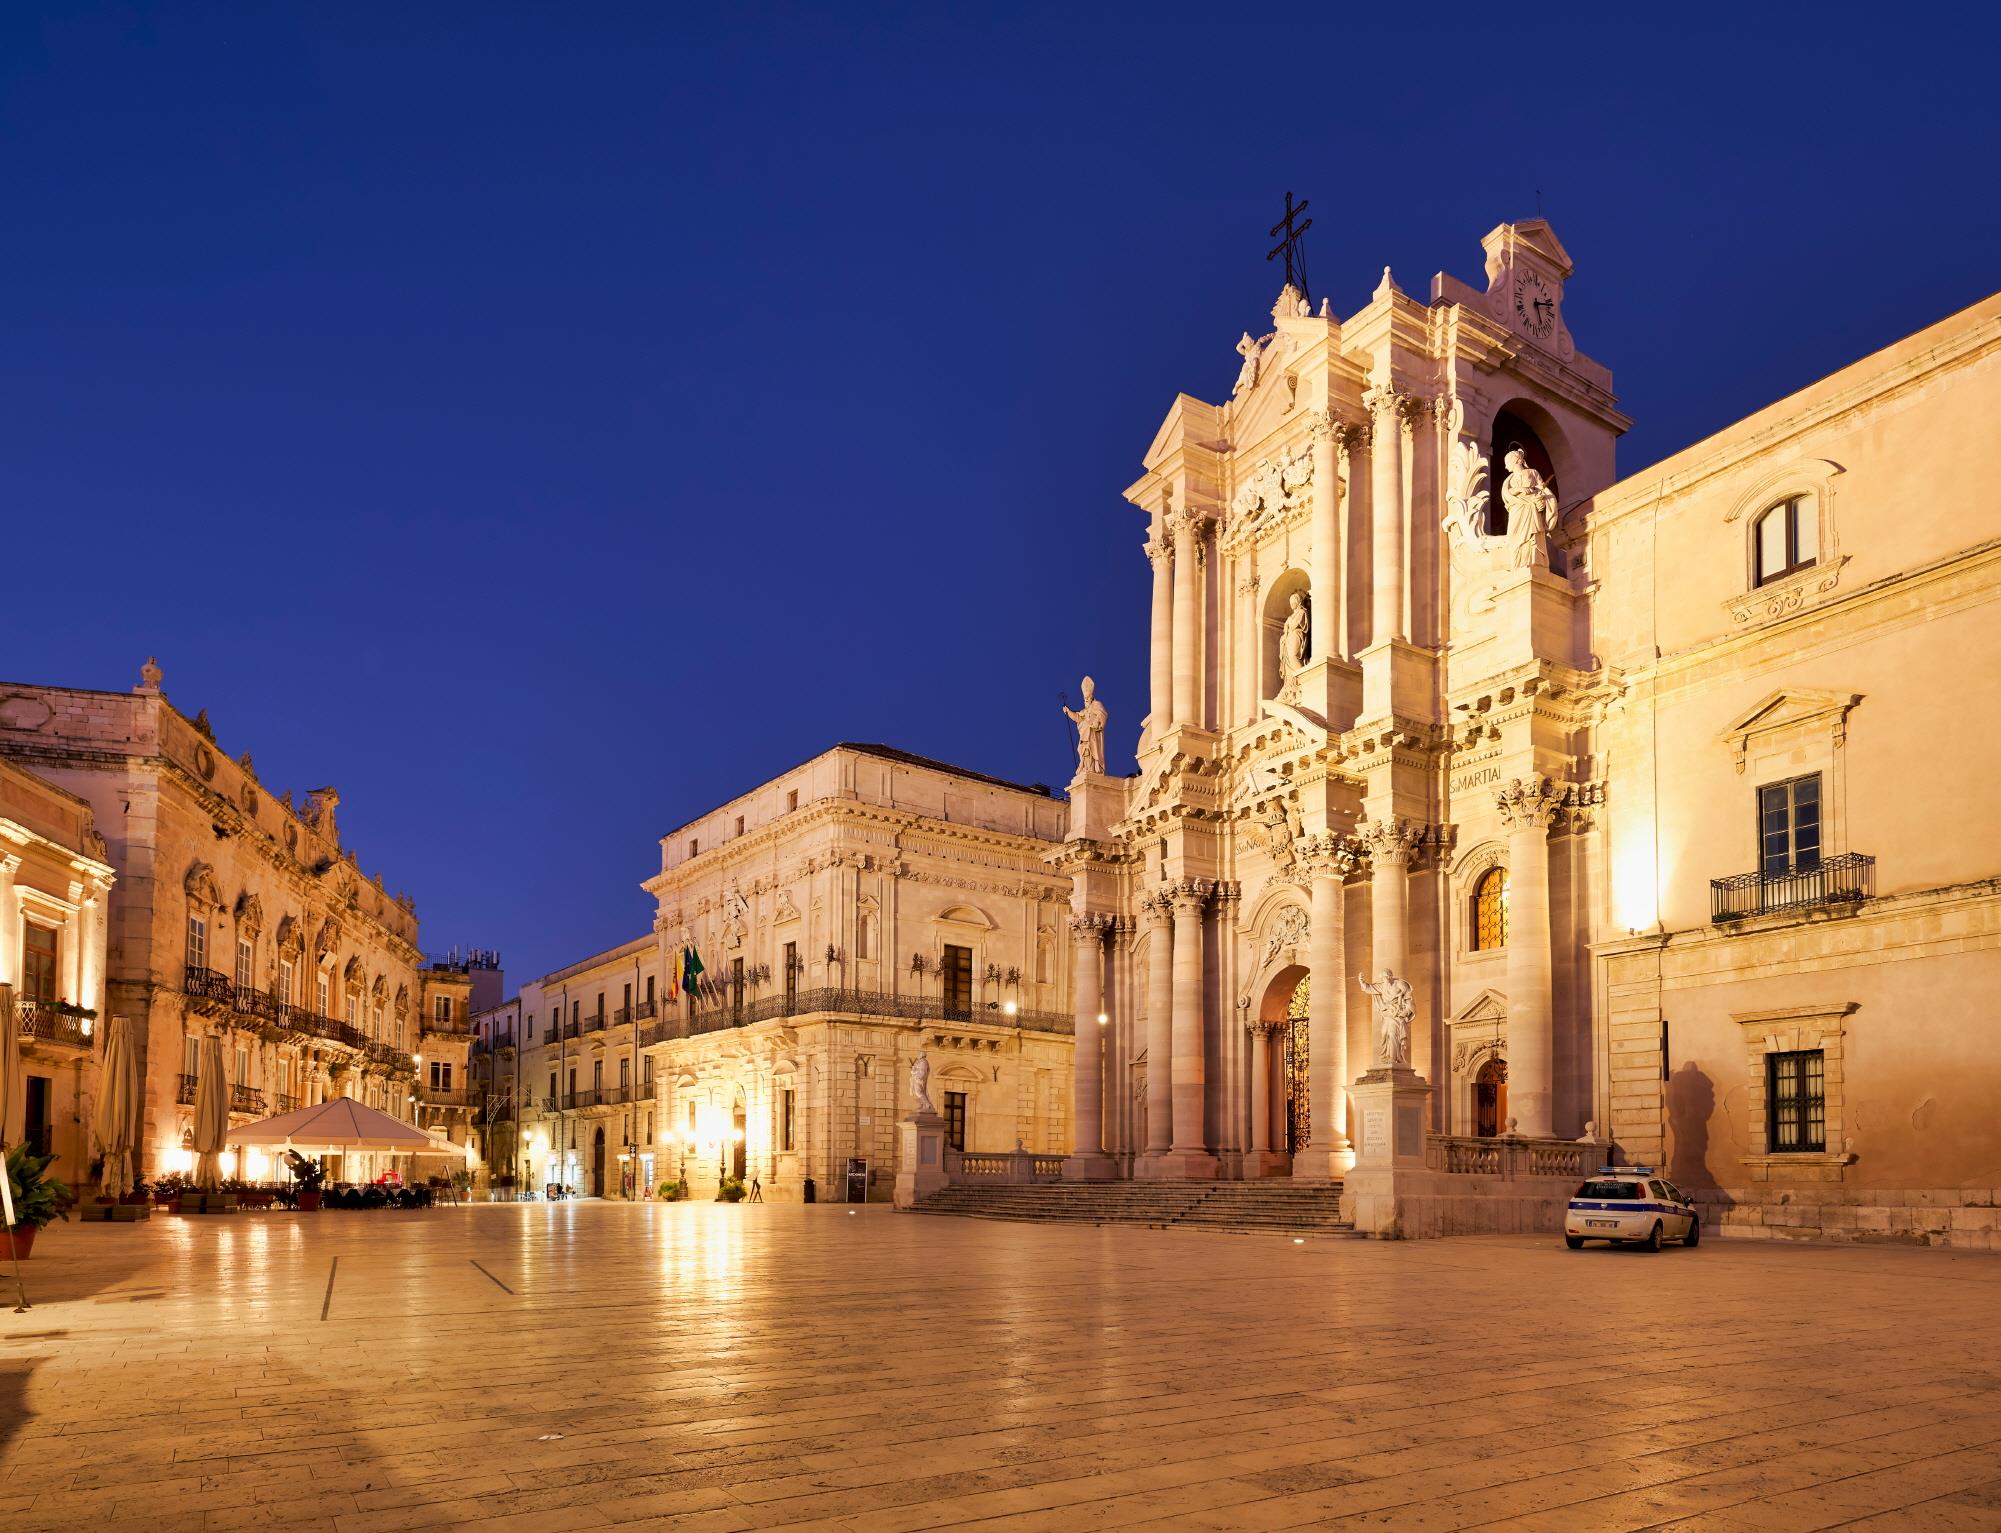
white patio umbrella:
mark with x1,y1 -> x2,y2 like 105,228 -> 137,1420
0,984 -> 19,1150
91,1015 -> 139,1198
229,1097 -> 470,1158
192,1034 -> 229,1191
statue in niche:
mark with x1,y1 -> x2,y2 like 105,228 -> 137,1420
1062,676 -> 1108,777
1358,970 -> 1414,1069
909,1050 -> 935,1115
1277,592 -> 1310,691
1500,447 -> 1558,570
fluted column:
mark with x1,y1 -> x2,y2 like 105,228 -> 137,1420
1247,1022 -> 1274,1155
1360,818 -> 1419,992
1300,835 -> 1356,1172
1169,512 -> 1205,728
1147,530 -> 1173,739
1365,383 -> 1410,644
1168,879 -> 1209,1155
1499,777 -> 1564,1137
1068,915 -> 1108,1158
1308,414 -> 1351,664
1143,894 -> 1174,1155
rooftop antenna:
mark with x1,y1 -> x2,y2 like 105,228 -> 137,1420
1266,191 -> 1313,302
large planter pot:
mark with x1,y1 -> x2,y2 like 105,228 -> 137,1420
297,1191 -> 322,1212
1,1226 -> 37,1259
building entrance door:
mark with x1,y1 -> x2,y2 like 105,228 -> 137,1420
1282,974 -> 1310,1154
1474,1058 -> 1509,1137
731,1092 -> 747,1181
591,1127 -> 605,1195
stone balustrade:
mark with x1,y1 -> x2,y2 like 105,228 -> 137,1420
943,1149 -> 1067,1185
1425,1134 -> 1599,1182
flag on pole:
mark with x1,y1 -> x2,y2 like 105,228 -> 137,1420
683,945 -> 706,997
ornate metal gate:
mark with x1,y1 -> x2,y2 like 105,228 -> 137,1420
1284,974 -> 1310,1153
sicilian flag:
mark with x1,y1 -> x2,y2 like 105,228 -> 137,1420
668,948 -> 683,1000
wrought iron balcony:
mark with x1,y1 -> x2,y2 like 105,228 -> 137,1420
234,985 -> 282,1024
584,1013 -> 607,1033
564,1021 -> 580,1040
611,1006 -> 630,1027
543,1026 -> 559,1044
277,1093 -> 301,1113
1711,852 -> 1875,923
16,999 -> 91,1048
176,1073 -> 197,1105
230,1084 -> 267,1115
183,964 -> 236,1006
632,998 -> 657,1022
675,986 -> 1075,1039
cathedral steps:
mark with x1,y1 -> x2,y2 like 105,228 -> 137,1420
909,1179 -> 1353,1235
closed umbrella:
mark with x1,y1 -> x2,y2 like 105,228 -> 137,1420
0,984 -> 19,1149
92,1015 -> 138,1198
192,1034 -> 229,1191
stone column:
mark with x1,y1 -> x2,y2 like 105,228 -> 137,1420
1499,776 -> 1564,1138
1169,512 -> 1205,729
1360,818 -> 1419,989
1247,1022 -> 1274,1155
61,880 -> 84,1003
1297,835 -> 1356,1176
1147,529 -> 1173,739
1143,894 -> 1174,1156
1167,879 -> 1212,1170
1067,915 -> 1108,1162
1365,384 -> 1410,645
0,853 -> 21,987
1308,413 -> 1348,663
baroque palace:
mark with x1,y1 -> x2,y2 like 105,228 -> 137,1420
1050,219 -> 2001,1244
482,744 -> 1074,1201
0,664 -> 478,1183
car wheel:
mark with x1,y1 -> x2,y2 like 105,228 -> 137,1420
1565,1235 -> 1584,1250
1685,1216 -> 1700,1247
1645,1220 -> 1664,1252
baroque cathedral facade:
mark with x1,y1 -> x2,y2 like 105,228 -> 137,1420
1054,219 -> 2001,1245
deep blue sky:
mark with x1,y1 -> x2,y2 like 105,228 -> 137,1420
4,4 -> 1995,988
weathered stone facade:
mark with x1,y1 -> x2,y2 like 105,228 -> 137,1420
0,663 -> 474,1183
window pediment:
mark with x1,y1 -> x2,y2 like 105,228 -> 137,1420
1718,690 -> 1861,775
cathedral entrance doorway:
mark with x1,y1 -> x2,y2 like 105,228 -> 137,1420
1283,974 -> 1310,1154
1474,1057 -> 1508,1137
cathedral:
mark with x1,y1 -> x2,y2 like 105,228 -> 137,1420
1052,219 -> 2001,1244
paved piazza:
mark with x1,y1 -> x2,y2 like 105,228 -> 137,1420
3,1208 -> 2001,1531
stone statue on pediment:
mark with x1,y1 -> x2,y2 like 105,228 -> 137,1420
1234,332 -> 1262,396
1358,970 -> 1414,1069
1062,677 -> 1107,777
1500,448 -> 1557,570
910,1050 -> 935,1115
1278,592 -> 1310,688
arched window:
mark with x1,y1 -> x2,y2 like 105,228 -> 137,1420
1754,496 -> 1817,586
1472,868 -> 1509,951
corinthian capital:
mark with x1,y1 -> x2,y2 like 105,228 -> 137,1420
1165,508 -> 1211,545
1296,832 -> 1359,881
1168,877 -> 1213,914
1496,775 -> 1565,831
1068,912 -> 1112,944
1144,534 -> 1172,568
1357,816 -> 1423,868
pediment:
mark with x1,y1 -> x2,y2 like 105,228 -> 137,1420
932,903 -> 995,931
1140,394 -> 1222,473
1453,987 -> 1508,1026
1718,689 -> 1861,772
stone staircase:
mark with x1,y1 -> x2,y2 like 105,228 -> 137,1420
909,1179 -> 1353,1235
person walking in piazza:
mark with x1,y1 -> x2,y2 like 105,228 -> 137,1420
748,1177 -> 764,1202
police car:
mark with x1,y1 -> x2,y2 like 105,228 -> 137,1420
1564,1166 -> 1701,1250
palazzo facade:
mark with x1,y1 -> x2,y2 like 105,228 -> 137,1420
1056,219 -> 2001,1242
0,662 -> 477,1184
511,743 -> 1075,1202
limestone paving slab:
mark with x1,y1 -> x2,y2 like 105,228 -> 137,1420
1,1202 -> 1998,1532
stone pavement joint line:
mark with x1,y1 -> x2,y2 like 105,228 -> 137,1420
2,1203 -> 2000,1532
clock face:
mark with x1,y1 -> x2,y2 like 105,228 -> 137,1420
1513,271 -> 1556,339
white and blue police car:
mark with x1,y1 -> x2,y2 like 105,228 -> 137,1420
1564,1166 -> 1701,1251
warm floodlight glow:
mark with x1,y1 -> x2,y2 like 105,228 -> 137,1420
1096,1012 -> 1108,1026
1002,1000 -> 1017,1016
1612,836 -> 1661,933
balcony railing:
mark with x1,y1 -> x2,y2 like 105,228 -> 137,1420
183,964 -> 236,1005
611,1006 -> 630,1027
16,999 -> 90,1048
423,1016 -> 472,1036
176,1073 -> 197,1105
662,986 -> 1075,1040
420,1086 -> 477,1109
543,1026 -> 559,1044
1711,852 -> 1875,922
632,998 -> 657,1022
564,1021 -> 580,1040
277,1093 -> 301,1113
585,1013 -> 607,1033
231,1084 -> 267,1116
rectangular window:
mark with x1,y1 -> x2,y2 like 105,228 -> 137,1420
731,956 -> 745,1013
1767,1050 -> 1826,1152
567,1067 -> 577,1097
735,815 -> 745,836
781,1088 -> 796,1151
236,1047 -> 249,1086
619,1058 -> 630,1089
943,1090 -> 967,1151
429,1060 -> 453,1091
22,923 -> 58,1003
942,944 -> 973,1015
645,975 -> 655,1005
235,938 -> 254,991
434,994 -> 452,1023
689,838 -> 698,858
345,992 -> 360,1026
186,915 -> 206,971
787,788 -> 798,812
642,1056 -> 654,1086
1758,774 -> 1823,878
622,982 -> 631,1013
279,959 -> 295,1005
316,973 -> 329,1016
596,991 -> 605,1021
592,1060 -> 603,1091
547,1071 -> 557,1103
783,941 -> 798,1008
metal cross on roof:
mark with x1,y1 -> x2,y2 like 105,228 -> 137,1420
1266,190 -> 1312,301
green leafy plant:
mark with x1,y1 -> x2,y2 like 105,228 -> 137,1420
717,1176 -> 747,1203
5,1146 -> 78,1231
151,1170 -> 197,1196
282,1150 -> 327,1193
658,1178 -> 689,1201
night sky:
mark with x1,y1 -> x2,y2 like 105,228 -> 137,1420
4,4 -> 1995,987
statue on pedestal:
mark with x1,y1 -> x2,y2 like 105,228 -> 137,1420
1062,676 -> 1108,777
1277,592 -> 1310,689
909,1050 -> 935,1115
1358,970 -> 1414,1069
1500,448 -> 1558,570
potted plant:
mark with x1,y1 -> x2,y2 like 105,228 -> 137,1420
151,1169 -> 195,1212
717,1175 -> 747,1204
283,1150 -> 326,1211
659,1178 -> 689,1201
3,1146 -> 77,1258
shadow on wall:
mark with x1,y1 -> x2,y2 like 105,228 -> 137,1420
1666,1061 -> 1721,1192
